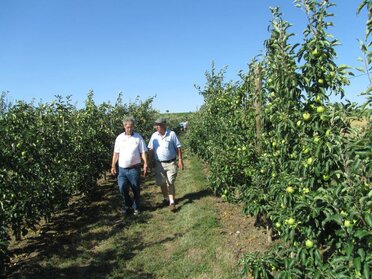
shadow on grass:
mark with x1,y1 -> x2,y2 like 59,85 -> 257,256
176,188 -> 212,209
6,178 -> 157,279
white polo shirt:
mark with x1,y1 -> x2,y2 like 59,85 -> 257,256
114,132 -> 147,168
148,130 -> 181,161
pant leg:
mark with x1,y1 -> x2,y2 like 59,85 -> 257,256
118,167 -> 133,209
127,167 -> 141,210
155,161 -> 168,198
164,161 -> 178,196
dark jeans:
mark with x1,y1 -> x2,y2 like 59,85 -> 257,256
118,166 -> 141,210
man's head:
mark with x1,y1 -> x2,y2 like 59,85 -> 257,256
154,117 -> 166,133
123,117 -> 135,135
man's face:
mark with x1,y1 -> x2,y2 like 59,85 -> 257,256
155,123 -> 165,133
124,123 -> 134,134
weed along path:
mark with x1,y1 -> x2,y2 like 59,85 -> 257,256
7,153 -> 272,279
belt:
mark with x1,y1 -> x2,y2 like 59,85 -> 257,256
158,158 -> 176,163
123,164 -> 141,169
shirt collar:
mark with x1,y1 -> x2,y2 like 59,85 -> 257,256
157,130 -> 168,137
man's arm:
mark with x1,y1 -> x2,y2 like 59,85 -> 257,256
177,148 -> 184,170
141,152 -> 148,176
111,152 -> 119,175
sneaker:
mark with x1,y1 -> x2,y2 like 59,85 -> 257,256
133,209 -> 140,216
169,203 -> 176,212
161,199 -> 169,207
122,208 -> 131,216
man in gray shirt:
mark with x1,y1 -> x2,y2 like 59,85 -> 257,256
148,117 -> 184,212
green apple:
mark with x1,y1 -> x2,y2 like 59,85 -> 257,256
287,218 -> 295,225
313,136 -> 321,144
286,186 -> 295,193
323,174 -> 330,181
305,239 -> 314,248
302,187 -> 310,194
302,112 -> 311,121
316,106 -> 325,113
312,48 -> 319,56
344,220 -> 352,228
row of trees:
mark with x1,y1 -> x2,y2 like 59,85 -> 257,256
187,0 -> 371,278
0,91 -> 158,275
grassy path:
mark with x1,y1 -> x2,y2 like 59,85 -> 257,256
8,153 -> 271,279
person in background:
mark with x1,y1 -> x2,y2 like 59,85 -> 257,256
183,121 -> 189,131
179,121 -> 185,131
148,117 -> 184,212
111,117 -> 148,216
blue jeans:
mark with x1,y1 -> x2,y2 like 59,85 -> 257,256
118,166 -> 141,210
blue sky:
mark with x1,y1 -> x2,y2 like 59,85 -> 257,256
0,0 -> 369,113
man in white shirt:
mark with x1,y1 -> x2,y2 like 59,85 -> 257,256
111,117 -> 148,215
148,117 -> 184,212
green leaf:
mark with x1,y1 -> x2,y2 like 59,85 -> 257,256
322,213 -> 342,226
357,248 -> 366,261
357,1 -> 367,14
353,257 -> 361,273
355,67 -> 366,73
354,229 -> 371,239
364,262 -> 370,279
364,212 -> 372,228
338,64 -> 350,70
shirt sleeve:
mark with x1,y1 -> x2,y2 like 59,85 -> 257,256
171,132 -> 182,149
138,135 -> 148,153
114,136 -> 120,153
147,134 -> 154,150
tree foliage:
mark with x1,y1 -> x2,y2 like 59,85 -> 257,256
0,92 -> 157,275
187,1 -> 371,277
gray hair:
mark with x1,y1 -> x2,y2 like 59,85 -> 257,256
122,116 -> 136,126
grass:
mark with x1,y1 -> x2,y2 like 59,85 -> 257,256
104,152 -> 240,279
8,150 -> 242,279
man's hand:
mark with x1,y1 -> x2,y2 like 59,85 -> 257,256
178,159 -> 184,170
143,163 -> 148,177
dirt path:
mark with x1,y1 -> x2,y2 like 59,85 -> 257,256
6,154 -> 272,279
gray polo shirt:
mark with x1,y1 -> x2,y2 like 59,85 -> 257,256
148,130 -> 181,161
